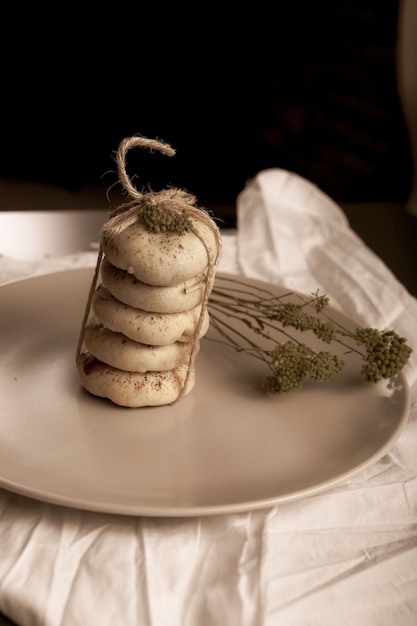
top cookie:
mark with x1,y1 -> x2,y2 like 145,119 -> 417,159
101,218 -> 219,287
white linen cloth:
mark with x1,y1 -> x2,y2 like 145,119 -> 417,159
0,169 -> 416,626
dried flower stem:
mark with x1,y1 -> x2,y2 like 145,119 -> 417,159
207,276 -> 412,393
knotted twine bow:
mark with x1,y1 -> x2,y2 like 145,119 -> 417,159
76,135 -> 222,405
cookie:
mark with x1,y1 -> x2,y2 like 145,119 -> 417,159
91,284 -> 210,346
101,256 -> 212,313
101,218 -> 219,286
84,319 -> 198,373
77,352 -> 195,407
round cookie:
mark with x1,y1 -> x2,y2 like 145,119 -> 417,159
101,256 -> 213,313
101,218 -> 219,286
77,352 -> 195,407
92,285 -> 210,346
84,319 -> 198,373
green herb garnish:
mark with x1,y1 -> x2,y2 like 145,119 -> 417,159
140,201 -> 192,234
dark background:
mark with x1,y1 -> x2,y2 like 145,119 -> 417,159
0,1 -> 412,211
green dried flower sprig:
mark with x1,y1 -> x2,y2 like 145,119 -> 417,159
207,276 -> 412,394
140,201 -> 192,234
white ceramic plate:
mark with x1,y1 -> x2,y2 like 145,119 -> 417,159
0,269 -> 410,516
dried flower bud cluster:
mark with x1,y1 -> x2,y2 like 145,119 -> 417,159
140,202 -> 192,234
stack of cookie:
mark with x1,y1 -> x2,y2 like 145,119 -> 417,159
76,210 -> 220,407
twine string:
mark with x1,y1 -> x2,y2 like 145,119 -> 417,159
76,134 -> 222,405
116,135 -> 175,202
